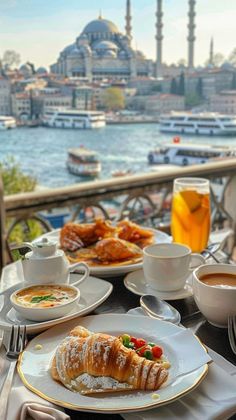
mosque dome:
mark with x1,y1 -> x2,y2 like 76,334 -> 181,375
93,40 -> 118,51
19,63 -> 33,76
36,67 -> 47,74
82,18 -> 119,35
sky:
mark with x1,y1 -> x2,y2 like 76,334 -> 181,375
0,0 -> 236,69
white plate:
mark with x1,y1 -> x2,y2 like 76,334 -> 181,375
0,275 -> 113,334
39,228 -> 171,277
18,314 -> 208,414
124,269 -> 193,300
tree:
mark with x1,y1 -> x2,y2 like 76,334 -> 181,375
26,61 -> 36,74
228,48 -> 236,66
231,73 -> 236,89
185,93 -> 202,108
0,157 -> 36,195
196,77 -> 203,98
170,78 -> 178,94
177,72 -> 185,96
102,87 -> 125,111
0,158 -> 41,246
2,50 -> 21,69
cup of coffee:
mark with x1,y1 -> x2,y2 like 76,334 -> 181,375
193,263 -> 236,328
143,243 -> 205,292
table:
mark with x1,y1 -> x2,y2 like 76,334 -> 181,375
64,275 -> 236,420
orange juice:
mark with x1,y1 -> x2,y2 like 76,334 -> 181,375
171,189 -> 210,252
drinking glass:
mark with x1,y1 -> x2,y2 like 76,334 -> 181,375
171,177 -> 210,252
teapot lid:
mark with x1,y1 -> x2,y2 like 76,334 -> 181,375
34,237 -> 57,248
27,237 -> 58,258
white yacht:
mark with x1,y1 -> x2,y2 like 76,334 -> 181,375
0,116 -> 16,130
42,109 -> 106,129
67,147 -> 101,177
148,143 -> 236,166
159,112 -> 236,136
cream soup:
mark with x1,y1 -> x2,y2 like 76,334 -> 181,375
14,285 -> 77,308
199,273 -> 236,288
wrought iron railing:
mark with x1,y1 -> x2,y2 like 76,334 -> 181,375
1,158 -> 236,272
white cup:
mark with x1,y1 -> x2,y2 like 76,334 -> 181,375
143,243 -> 205,292
193,263 -> 236,328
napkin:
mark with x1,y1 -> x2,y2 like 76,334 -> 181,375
0,345 -> 70,420
7,375 -> 71,420
122,308 -> 236,420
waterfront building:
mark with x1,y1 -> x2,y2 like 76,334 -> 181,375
209,90 -> 236,114
50,2 -> 153,81
32,94 -> 72,118
11,93 -> 31,120
145,94 -> 185,115
0,77 -> 11,115
73,86 -> 94,110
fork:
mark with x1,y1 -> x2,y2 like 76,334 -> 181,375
228,315 -> 236,355
0,325 -> 27,418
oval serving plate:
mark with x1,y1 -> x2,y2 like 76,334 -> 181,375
39,228 -> 171,278
18,314 -> 209,413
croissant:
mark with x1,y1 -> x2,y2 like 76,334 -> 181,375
51,326 -> 168,394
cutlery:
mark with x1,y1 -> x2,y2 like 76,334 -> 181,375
140,294 -> 181,324
201,243 -> 221,263
228,315 -> 236,355
0,326 -> 27,418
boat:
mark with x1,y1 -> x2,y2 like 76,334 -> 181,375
159,112 -> 236,136
42,109 -> 106,129
66,147 -> 101,177
0,116 -> 16,130
148,143 -> 236,166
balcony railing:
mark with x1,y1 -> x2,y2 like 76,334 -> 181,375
1,158 -> 236,273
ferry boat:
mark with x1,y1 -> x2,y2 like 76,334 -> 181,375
67,147 -> 101,177
0,116 -> 16,130
159,112 -> 236,136
148,143 -> 236,166
42,109 -> 106,129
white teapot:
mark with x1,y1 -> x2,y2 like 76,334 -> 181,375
21,237 -> 90,286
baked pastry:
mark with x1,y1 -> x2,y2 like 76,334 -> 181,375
51,326 -> 168,394
95,237 -> 143,262
117,220 -> 154,248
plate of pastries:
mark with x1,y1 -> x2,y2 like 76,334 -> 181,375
40,219 -> 171,276
17,314 -> 208,413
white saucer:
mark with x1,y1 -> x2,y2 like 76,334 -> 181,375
124,269 -> 193,300
0,275 -> 113,334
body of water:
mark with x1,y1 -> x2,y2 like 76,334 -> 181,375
0,124 -> 236,188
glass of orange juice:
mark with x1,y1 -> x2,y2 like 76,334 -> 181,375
171,178 -> 210,252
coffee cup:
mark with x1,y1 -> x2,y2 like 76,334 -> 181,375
143,243 -> 205,292
193,263 -> 236,328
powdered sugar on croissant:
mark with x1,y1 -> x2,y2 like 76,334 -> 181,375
51,326 -> 168,394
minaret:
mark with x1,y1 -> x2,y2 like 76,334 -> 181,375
125,0 -> 132,44
209,37 -> 214,65
187,0 -> 196,70
155,0 -> 163,78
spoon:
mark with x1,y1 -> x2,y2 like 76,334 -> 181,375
140,295 -> 181,324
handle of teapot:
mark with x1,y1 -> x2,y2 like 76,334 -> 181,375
21,242 -> 34,250
69,262 -> 90,287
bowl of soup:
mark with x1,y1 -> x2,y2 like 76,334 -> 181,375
193,263 -> 236,328
10,284 -> 80,322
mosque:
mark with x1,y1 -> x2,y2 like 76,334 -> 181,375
50,1 -> 197,81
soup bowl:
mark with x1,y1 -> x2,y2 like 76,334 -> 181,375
193,263 -> 236,328
10,284 -> 80,322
